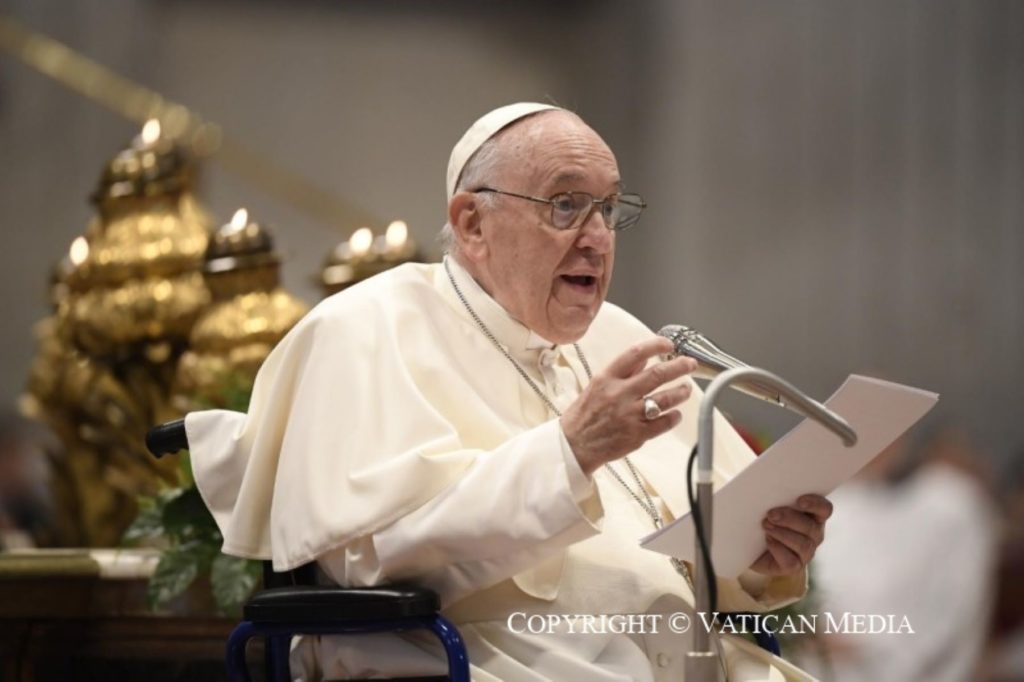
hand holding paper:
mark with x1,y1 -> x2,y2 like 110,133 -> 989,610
640,375 -> 939,577
751,493 -> 833,576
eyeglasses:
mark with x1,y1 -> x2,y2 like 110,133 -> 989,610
474,187 -> 646,232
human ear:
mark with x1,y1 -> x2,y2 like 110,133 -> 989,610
448,192 -> 488,261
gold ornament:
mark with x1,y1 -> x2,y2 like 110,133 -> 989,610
66,121 -> 210,356
22,121 -> 214,546
174,209 -> 308,411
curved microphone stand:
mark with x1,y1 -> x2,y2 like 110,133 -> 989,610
685,367 -> 857,681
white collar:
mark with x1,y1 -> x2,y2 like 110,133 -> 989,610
441,255 -> 558,360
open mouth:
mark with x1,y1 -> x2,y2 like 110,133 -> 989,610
561,274 -> 597,287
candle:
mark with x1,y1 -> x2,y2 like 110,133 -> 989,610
349,227 -> 374,259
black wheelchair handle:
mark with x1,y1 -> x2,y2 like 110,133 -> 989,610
146,419 -> 189,458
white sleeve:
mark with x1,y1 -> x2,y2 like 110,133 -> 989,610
317,419 -> 603,606
558,420 -> 598,504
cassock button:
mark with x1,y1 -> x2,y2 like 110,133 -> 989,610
656,653 -> 671,668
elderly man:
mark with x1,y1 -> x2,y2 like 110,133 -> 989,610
187,103 -> 830,681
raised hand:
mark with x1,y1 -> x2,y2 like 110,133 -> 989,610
562,337 -> 698,475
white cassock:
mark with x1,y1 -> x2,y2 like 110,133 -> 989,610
186,258 -> 814,681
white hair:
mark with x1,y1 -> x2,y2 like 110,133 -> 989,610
439,133 -> 507,255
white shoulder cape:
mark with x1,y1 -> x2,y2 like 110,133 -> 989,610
187,262 -> 658,570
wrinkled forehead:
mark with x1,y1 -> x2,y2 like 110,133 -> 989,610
493,112 -> 620,187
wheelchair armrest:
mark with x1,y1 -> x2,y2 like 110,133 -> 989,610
243,585 -> 441,624
146,419 -> 188,458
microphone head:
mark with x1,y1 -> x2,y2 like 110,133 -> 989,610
657,324 -> 784,405
656,324 -> 690,353
656,324 -> 747,379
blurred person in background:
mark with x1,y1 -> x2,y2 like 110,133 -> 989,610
0,412 -> 57,550
805,415 -> 999,682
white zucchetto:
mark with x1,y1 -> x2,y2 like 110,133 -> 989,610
445,102 -> 561,199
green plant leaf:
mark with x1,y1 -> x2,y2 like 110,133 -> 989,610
125,364 -> 257,615
122,495 -> 164,544
161,486 -> 218,539
210,554 -> 261,617
147,539 -> 217,609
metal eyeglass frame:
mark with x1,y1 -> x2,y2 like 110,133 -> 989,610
473,187 -> 647,231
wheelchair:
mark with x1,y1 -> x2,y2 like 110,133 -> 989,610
146,419 -> 470,682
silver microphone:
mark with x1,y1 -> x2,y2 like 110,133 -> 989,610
657,324 -> 784,406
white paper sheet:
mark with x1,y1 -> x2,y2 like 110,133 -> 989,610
639,375 -> 939,576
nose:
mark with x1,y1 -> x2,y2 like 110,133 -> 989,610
574,206 -> 614,253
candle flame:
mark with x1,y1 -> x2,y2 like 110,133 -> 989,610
229,208 -> 249,232
385,220 -> 408,250
141,119 -> 161,145
69,236 -> 89,266
349,227 -> 374,257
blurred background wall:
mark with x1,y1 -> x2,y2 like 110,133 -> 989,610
1,0 -> 1021,474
